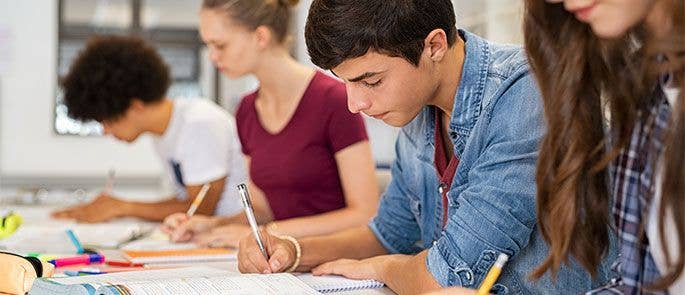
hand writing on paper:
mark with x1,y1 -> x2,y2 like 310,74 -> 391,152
237,229 -> 297,274
160,213 -> 219,242
193,224 -> 251,248
421,288 -> 477,295
51,193 -> 126,223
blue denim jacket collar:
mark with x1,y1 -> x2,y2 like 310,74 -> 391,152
425,29 -> 489,158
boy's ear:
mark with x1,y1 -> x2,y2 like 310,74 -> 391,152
423,29 -> 449,62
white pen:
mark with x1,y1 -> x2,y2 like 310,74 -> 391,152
237,183 -> 269,260
186,183 -> 211,217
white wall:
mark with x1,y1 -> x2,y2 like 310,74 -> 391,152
0,1 -> 161,182
293,0 -> 315,68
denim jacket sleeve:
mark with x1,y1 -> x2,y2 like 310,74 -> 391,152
426,73 -> 545,288
368,128 -> 424,255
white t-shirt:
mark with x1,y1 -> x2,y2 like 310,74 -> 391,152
647,84 -> 683,292
153,99 -> 246,216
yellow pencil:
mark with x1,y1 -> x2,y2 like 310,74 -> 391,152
477,253 -> 509,295
186,183 -> 211,217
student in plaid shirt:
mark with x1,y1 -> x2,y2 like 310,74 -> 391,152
523,0 -> 685,294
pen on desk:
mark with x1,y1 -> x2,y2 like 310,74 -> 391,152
477,253 -> 509,295
49,253 -> 105,267
66,229 -> 85,254
186,183 -> 211,217
237,183 -> 269,260
104,168 -> 116,195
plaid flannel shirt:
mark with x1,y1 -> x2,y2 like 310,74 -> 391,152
588,92 -> 671,295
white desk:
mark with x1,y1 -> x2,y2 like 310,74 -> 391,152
2,205 -> 395,295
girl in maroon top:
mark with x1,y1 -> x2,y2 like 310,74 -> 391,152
237,71 -> 369,220
162,0 -> 380,248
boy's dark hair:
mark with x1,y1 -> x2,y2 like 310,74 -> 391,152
305,0 -> 457,70
60,35 -> 170,122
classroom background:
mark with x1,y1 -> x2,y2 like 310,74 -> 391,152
0,0 -> 524,207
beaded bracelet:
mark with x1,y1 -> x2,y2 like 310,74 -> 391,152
279,235 -> 301,273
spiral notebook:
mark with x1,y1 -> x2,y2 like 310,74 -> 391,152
296,273 -> 385,293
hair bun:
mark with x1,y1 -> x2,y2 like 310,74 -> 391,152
278,0 -> 299,7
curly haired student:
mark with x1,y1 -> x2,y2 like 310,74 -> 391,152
53,36 -> 246,222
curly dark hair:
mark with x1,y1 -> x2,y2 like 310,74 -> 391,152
60,35 -> 170,122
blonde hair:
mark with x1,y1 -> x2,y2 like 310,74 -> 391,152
202,0 -> 300,43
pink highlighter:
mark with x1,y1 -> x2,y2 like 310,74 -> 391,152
48,253 -> 104,268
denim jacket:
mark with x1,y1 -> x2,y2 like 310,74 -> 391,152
368,30 -> 617,294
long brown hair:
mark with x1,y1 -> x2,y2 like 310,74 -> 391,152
524,0 -> 685,289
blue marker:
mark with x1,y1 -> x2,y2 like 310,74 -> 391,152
65,229 -> 84,254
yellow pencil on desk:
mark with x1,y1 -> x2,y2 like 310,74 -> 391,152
477,253 -> 508,295
186,183 -> 210,217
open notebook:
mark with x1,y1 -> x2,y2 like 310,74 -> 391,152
0,223 -> 152,253
29,266 -> 321,295
297,273 -> 385,293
